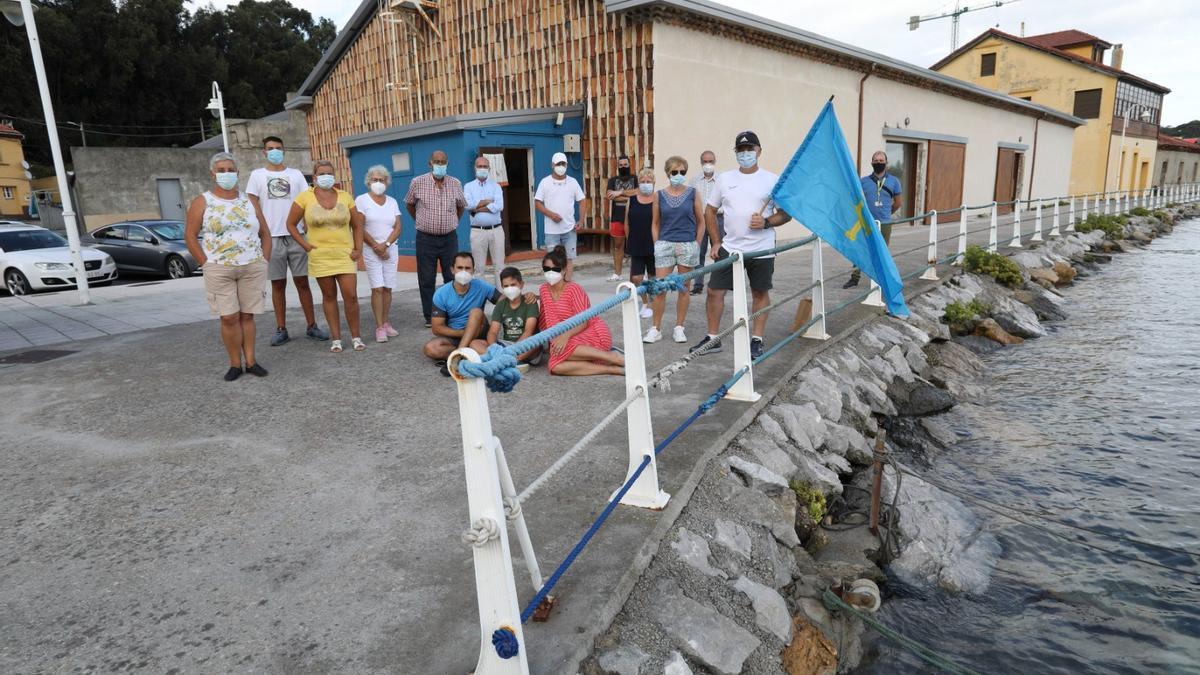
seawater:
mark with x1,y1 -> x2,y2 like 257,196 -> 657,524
860,218 -> 1200,674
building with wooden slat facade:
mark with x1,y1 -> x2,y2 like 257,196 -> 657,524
285,0 -> 1082,266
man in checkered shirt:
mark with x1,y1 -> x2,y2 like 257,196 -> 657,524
406,150 -> 467,326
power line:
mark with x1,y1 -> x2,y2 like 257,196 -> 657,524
0,112 -> 206,138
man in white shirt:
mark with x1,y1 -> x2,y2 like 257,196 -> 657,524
246,136 -> 328,346
689,149 -> 722,295
534,151 -> 587,281
464,155 -> 506,286
690,131 -> 791,361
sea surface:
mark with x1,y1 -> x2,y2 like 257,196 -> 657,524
860,218 -> 1200,674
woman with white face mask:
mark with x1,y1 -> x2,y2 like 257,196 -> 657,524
624,168 -> 658,319
354,165 -> 403,342
645,155 -> 704,345
538,246 -> 624,376
285,160 -> 366,352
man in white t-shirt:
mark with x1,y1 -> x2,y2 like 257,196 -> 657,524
690,130 -> 791,361
534,151 -> 587,281
246,136 -> 328,346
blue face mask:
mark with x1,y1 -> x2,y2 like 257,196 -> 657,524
669,174 -> 687,187
476,168 -> 489,180
215,171 -> 238,190
736,151 -> 757,169
266,149 -> 284,165
315,174 -> 336,190
432,164 -> 448,178
639,183 -> 654,195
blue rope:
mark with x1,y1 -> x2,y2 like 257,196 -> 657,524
653,366 -> 748,455
491,626 -> 520,659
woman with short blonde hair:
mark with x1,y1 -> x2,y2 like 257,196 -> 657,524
644,154 -> 704,344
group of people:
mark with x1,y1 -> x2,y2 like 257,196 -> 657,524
184,131 -> 902,382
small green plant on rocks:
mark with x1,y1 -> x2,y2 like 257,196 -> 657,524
791,481 -> 827,522
1076,213 -> 1126,239
943,299 -> 991,326
1129,206 -> 1151,217
962,245 -> 1024,288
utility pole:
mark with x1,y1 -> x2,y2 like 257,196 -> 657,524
909,1 -> 1020,50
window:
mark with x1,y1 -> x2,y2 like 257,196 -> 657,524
126,226 -> 154,243
1114,81 -> 1162,124
980,53 -> 996,76
1072,89 -> 1103,119
391,152 -> 411,173
1,186 -> 13,200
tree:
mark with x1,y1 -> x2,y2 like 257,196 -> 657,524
1164,121 -> 1200,138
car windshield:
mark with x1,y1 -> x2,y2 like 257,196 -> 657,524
0,230 -> 68,252
146,222 -> 186,241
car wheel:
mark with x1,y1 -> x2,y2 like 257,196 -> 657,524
165,255 -> 189,279
4,268 -> 31,296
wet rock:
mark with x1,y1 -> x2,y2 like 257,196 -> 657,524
794,370 -> 843,422
671,528 -> 727,580
648,579 -> 760,675
974,278 -> 1045,338
740,435 -> 799,481
663,652 -> 693,675
973,318 -> 1024,345
889,377 -> 957,416
727,456 -> 789,496
598,642 -> 649,675
1052,261 -> 1077,285
951,334 -> 1005,355
920,415 -> 961,448
713,519 -> 752,560
1012,285 -> 1068,322
925,340 -> 984,376
731,576 -> 793,644
1115,240 -> 1139,253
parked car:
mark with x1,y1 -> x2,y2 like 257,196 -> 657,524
0,223 -> 117,296
82,220 -> 200,280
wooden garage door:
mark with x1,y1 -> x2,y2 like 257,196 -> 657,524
925,141 -> 965,223
994,148 -> 1020,215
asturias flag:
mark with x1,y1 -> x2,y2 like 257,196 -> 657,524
771,100 -> 909,317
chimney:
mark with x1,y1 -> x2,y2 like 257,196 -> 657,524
1111,44 -> 1124,70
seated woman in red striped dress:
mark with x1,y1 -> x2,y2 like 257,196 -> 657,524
538,246 -> 625,376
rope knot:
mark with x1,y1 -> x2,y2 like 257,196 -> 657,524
502,496 -> 522,522
457,344 -> 523,393
491,626 -> 520,659
639,273 -> 686,298
461,517 -> 500,548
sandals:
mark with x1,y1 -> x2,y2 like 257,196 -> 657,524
330,340 -> 343,353
352,337 -> 366,351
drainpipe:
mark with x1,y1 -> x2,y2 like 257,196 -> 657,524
1027,116 -> 1040,200
857,64 -> 876,174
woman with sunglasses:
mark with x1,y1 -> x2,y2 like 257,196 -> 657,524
645,155 -> 705,344
538,246 -> 625,376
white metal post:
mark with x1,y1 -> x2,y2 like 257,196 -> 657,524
1050,200 -> 1061,238
805,239 -> 830,340
450,349 -> 529,675
1008,200 -> 1023,248
920,211 -> 939,280
725,252 -> 761,402
1081,193 -> 1088,221
614,283 -> 669,509
954,208 -> 967,265
988,201 -> 998,252
1032,201 -> 1044,242
1104,191 -> 1111,215
492,439 -> 543,592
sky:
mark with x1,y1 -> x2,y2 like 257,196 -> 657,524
187,0 -> 1196,127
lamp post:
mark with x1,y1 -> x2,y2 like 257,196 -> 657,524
2,0 -> 90,304
1117,102 -> 1153,194
206,82 -> 229,153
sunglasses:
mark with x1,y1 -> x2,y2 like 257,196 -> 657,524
669,169 -> 687,176
542,265 -> 562,273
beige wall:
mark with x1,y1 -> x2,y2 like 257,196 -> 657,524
651,24 -> 1075,241
0,137 -> 32,218
1106,133 -> 1158,193
1155,148 -> 1200,186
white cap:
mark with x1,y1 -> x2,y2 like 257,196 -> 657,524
552,152 -> 568,165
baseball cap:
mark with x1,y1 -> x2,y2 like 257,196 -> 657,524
552,152 -> 568,165
734,130 -> 761,149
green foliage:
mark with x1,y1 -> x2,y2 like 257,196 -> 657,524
791,481 -> 827,522
1164,120 -> 1200,137
1151,209 -> 1172,222
943,300 -> 991,326
1076,214 -> 1126,239
0,0 -> 336,165
962,245 -> 1024,288
1129,207 -> 1151,217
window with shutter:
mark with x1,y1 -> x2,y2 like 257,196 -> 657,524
1073,89 -> 1102,119
980,53 -> 996,76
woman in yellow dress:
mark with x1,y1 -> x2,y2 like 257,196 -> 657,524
285,160 -> 366,352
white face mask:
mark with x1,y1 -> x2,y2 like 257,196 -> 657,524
454,270 -> 473,286
315,174 -> 336,189
502,285 -> 522,300
639,183 -> 654,195
702,163 -> 715,175
543,270 -> 563,285
736,151 -> 757,169
369,181 -> 387,196
553,165 -> 567,177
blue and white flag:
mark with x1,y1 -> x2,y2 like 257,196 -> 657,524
771,101 -> 909,317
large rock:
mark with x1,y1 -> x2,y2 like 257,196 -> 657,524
767,539 -> 798,588
756,414 -> 790,446
727,456 -> 789,496
819,451 -> 852,475
671,528 -> 727,579
649,579 -> 760,675
1052,260 -> 1077,285
920,415 -> 961,448
854,377 -> 896,416
888,377 -> 957,416
663,652 -> 693,675
975,278 -> 1045,338
952,334 -> 1005,355
794,369 -> 843,422
1012,286 -> 1068,322
793,451 -> 843,496
720,475 -> 801,547
903,343 -> 929,375
824,422 -> 873,465
771,402 -> 828,451
740,435 -> 799,481
974,317 -> 1024,345
597,643 -> 649,675
890,315 -> 933,346
1028,267 -> 1058,289
732,576 -> 793,644
884,345 -> 917,383
713,519 -> 752,560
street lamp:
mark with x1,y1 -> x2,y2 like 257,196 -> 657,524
2,0 -> 90,304
1117,102 -> 1153,192
206,82 -> 229,153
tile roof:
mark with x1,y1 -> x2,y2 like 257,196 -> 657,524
1158,133 -> 1200,153
0,123 -> 24,139
1024,29 -> 1111,50
932,28 -> 1170,94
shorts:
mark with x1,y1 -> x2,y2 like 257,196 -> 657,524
544,229 -> 577,259
654,239 -> 701,269
268,235 -> 309,280
708,246 -> 774,292
629,255 -> 657,278
609,220 -> 626,238
204,261 -> 267,316
363,244 -> 398,289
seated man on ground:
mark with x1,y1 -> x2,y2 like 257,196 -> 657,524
472,266 -> 543,370
425,252 -> 501,375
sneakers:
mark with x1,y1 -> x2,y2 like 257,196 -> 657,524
689,335 -> 722,354
383,322 -> 399,337
643,327 -> 663,343
639,305 -> 654,319
435,359 -> 451,377
689,285 -> 704,296
223,366 -> 242,381
842,275 -> 860,289
606,273 -> 622,282
375,327 -> 388,343
672,325 -> 687,343
270,327 -> 289,346
424,319 -> 433,328
306,324 -> 330,340
516,362 -> 531,374
750,336 -> 765,361
244,363 -> 268,377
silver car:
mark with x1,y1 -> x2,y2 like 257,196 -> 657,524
0,223 -> 117,295
83,220 -> 200,280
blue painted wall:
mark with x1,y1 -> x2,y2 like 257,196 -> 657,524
346,116 -> 584,257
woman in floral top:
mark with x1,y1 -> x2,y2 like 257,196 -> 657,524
185,152 -> 273,382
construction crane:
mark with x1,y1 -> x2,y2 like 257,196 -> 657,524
908,1 -> 1020,50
